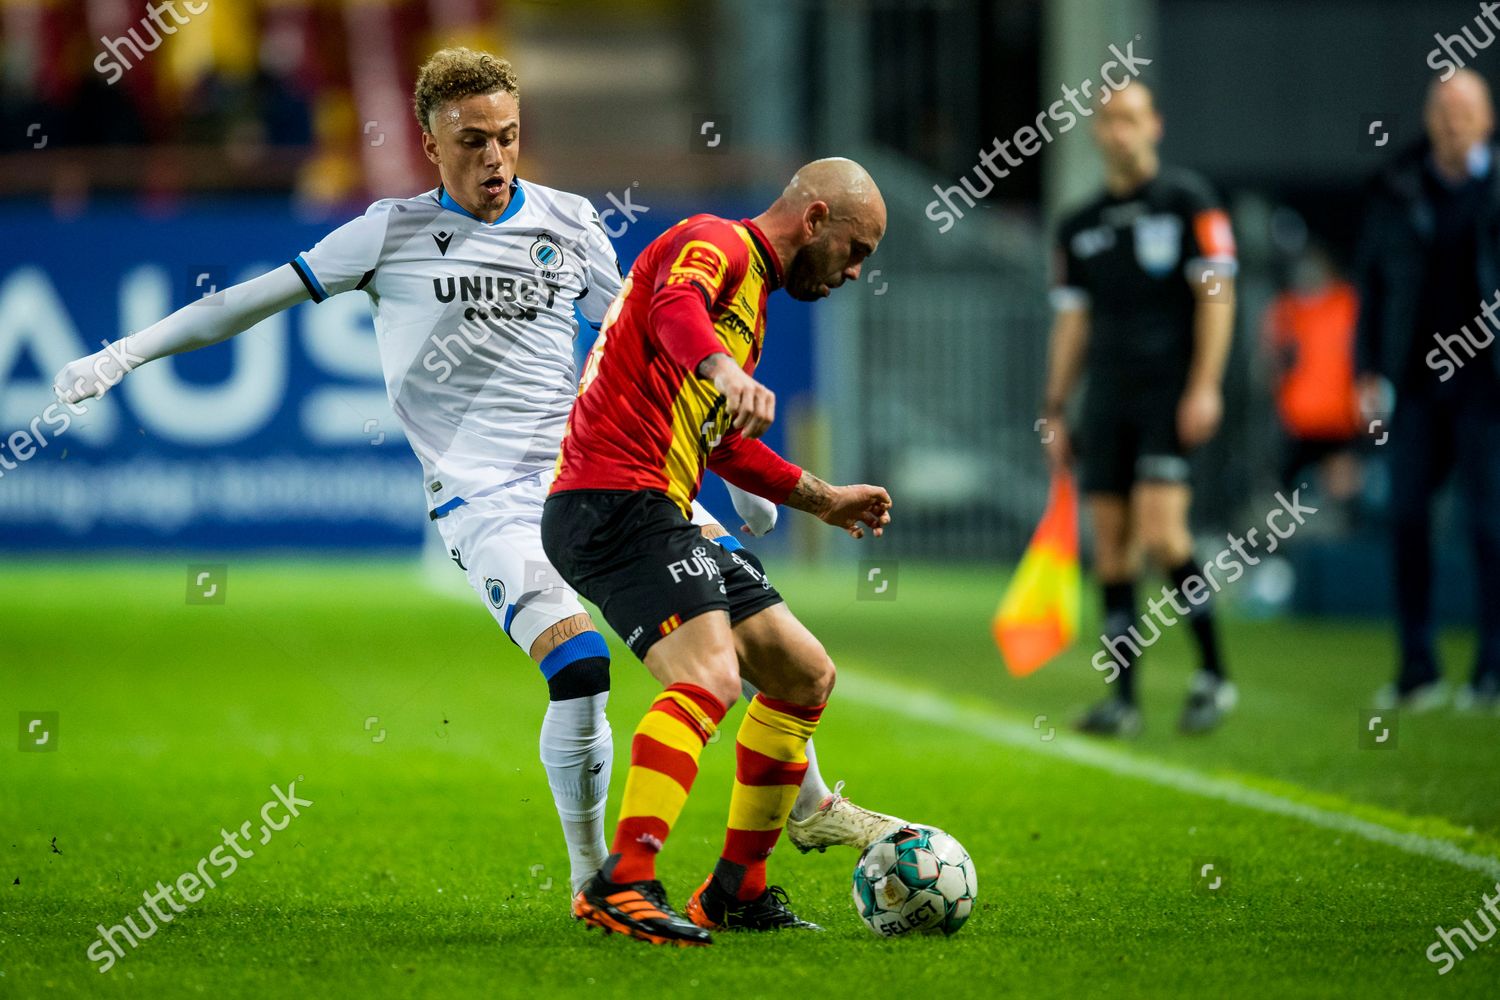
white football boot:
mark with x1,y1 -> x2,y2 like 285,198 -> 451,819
1373,679 -> 1449,714
1178,671 -> 1239,734
785,781 -> 908,853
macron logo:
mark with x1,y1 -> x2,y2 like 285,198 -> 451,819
433,231 -> 453,256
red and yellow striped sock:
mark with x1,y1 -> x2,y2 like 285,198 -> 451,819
713,694 -> 824,900
602,683 -> 727,885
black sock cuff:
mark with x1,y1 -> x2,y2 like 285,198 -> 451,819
1166,559 -> 1225,677
1101,581 -> 1141,701
546,655 -> 610,701
1102,581 -> 1137,617
1167,559 -> 1199,594
1168,558 -> 1218,617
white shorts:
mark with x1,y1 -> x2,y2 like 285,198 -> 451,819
432,470 -> 586,656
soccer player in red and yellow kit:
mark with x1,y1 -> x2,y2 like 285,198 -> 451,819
541,158 -> 891,945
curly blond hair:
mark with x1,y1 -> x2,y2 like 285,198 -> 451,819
412,47 -> 519,132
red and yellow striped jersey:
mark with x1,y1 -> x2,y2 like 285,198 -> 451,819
551,214 -> 802,514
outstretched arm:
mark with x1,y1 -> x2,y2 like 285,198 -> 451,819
709,432 -> 890,539
54,265 -> 309,403
785,470 -> 892,540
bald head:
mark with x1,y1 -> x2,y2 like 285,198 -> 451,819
1100,78 -> 1157,114
759,157 -> 886,301
1427,68 -> 1492,115
1093,79 -> 1163,178
1426,69 -> 1494,174
779,157 -> 886,227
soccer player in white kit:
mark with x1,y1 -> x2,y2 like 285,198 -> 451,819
53,47 -> 901,898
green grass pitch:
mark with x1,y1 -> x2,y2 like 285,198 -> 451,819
4,559 -> 1498,998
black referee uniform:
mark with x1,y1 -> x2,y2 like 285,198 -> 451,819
1053,167 -> 1234,492
1052,166 -> 1237,713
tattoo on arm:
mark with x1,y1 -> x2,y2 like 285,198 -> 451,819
786,471 -> 834,517
696,352 -> 733,379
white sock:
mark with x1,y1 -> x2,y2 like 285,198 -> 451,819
741,679 -> 832,821
538,692 -> 612,893
792,736 -> 833,821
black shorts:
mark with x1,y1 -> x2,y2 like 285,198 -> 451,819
1077,381 -> 1192,495
541,489 -> 783,660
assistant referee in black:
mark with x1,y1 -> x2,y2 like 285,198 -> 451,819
1041,80 -> 1238,737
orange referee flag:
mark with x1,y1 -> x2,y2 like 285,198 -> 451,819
993,469 -> 1081,677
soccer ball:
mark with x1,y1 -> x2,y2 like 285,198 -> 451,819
851,825 -> 977,937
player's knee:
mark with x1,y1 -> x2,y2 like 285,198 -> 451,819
701,672 -> 742,714
1139,527 -> 1189,567
809,652 -> 837,704
1094,542 -> 1131,579
790,642 -> 836,705
695,652 -> 743,712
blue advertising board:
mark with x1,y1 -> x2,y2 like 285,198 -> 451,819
0,194 -> 813,552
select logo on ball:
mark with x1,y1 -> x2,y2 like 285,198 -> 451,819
852,825 -> 976,937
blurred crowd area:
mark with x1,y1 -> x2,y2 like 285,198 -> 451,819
0,1 -> 1041,212
0,0 -> 513,213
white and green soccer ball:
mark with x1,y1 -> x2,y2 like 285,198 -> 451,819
852,825 -> 977,937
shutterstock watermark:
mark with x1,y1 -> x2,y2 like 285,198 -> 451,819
1426,287 -> 1499,382
1,341 -> 143,482
85,780 -> 312,973
857,560 -> 899,601
926,38 -> 1152,234
1425,882 -> 1500,975
94,1 -> 210,86
1093,488 -> 1318,681
596,182 -> 650,238
1427,3 -> 1500,81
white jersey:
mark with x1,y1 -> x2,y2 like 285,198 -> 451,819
294,180 -> 622,515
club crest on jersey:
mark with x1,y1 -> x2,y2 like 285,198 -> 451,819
530,235 -> 564,271
667,240 -> 729,294
485,578 -> 506,609
1132,214 -> 1182,277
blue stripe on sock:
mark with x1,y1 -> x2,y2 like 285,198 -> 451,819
538,631 -> 611,681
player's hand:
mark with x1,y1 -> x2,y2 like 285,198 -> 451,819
1039,413 -> 1072,470
705,355 -> 775,439
819,484 -> 892,539
53,351 -> 128,405
1176,385 -> 1222,449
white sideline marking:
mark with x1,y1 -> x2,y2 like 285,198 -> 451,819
840,673 -> 1500,881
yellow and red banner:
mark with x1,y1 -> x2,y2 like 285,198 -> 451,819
993,470 -> 1081,677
